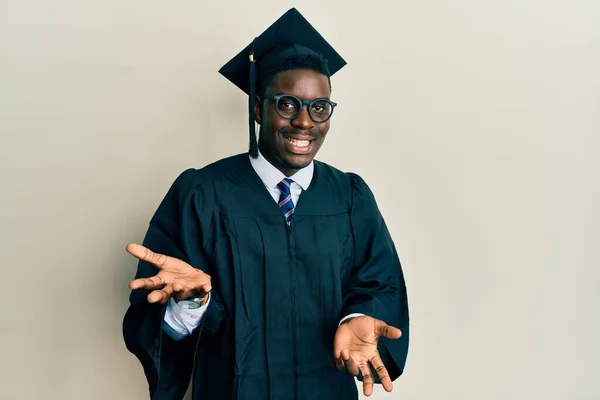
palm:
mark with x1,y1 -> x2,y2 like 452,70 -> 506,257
334,316 -> 402,397
335,318 -> 379,361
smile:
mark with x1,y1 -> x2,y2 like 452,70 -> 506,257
285,137 -> 312,148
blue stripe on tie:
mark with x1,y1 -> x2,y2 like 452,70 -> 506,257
277,178 -> 295,224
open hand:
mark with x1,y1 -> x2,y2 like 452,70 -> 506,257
126,243 -> 211,304
333,316 -> 402,397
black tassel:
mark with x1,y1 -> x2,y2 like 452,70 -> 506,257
248,37 -> 258,158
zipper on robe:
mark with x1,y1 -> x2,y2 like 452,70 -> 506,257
285,218 -> 301,399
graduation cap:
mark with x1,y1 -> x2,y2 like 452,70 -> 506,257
219,7 -> 346,158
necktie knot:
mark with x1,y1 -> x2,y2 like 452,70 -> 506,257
277,178 -> 294,195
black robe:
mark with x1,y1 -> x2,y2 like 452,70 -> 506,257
123,154 -> 409,400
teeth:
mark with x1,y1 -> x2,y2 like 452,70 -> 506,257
286,138 -> 310,147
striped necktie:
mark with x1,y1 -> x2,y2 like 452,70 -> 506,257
277,178 -> 295,224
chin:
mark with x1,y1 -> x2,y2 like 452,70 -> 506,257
283,154 -> 314,169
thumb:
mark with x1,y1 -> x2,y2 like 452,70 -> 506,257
333,345 -> 342,360
333,327 -> 348,359
376,320 -> 402,340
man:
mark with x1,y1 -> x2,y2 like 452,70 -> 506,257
123,8 -> 409,400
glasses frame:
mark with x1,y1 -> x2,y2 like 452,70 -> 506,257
262,94 -> 337,124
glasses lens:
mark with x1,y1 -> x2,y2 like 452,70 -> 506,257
276,96 -> 301,119
310,100 -> 333,122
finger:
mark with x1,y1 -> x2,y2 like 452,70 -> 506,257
172,283 -> 192,300
129,275 -> 165,290
187,287 -> 211,300
172,282 -> 185,299
333,346 -> 342,361
341,349 -> 359,377
147,284 -> 174,304
333,345 -> 344,371
375,320 -> 402,340
200,293 -> 210,306
334,356 -> 345,371
126,243 -> 171,270
359,363 -> 374,397
200,282 -> 212,293
172,282 -> 184,292
370,355 -> 393,392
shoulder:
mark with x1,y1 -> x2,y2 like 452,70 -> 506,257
313,159 -> 352,188
169,153 -> 248,200
313,159 -> 371,194
312,160 -> 377,212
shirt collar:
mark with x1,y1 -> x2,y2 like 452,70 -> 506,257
249,150 -> 314,190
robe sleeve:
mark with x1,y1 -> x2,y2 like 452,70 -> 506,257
122,168 -> 225,399
343,173 -> 410,382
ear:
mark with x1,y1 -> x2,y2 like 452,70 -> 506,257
254,95 -> 262,124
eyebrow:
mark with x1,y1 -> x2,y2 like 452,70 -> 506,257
271,92 -> 332,100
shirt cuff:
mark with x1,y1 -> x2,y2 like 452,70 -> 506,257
162,294 -> 211,341
339,313 -> 366,326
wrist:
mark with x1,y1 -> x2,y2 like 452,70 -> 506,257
339,313 -> 366,326
175,292 -> 209,310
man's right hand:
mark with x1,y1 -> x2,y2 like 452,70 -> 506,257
126,243 -> 212,304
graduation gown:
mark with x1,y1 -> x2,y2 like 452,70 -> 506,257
123,154 -> 409,400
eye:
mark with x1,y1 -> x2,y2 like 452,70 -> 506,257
311,101 -> 330,114
280,101 -> 297,110
277,96 -> 300,112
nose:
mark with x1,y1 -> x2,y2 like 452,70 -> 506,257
291,104 -> 315,130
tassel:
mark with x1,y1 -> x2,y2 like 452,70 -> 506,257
248,38 -> 258,158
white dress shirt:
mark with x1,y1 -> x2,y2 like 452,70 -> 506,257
163,151 -> 363,341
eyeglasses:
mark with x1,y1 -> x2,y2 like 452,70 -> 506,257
262,94 -> 337,123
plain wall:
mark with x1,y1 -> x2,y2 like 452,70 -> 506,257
1,0 -> 598,399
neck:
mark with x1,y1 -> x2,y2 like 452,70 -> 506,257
258,145 -> 301,177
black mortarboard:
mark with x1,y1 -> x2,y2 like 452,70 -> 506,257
219,7 -> 346,158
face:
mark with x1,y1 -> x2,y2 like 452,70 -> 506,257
255,69 -> 331,176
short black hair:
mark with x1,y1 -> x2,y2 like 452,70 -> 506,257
257,53 -> 332,96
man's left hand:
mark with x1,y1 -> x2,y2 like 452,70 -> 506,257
333,315 -> 402,397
